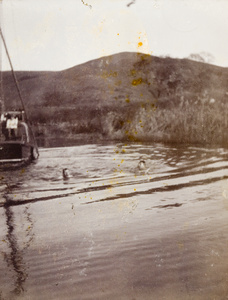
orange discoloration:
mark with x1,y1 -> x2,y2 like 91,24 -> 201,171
130,69 -> 136,76
102,71 -> 118,79
132,78 -> 142,86
81,0 -> 92,9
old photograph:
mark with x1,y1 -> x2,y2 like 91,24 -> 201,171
1,0 -> 228,299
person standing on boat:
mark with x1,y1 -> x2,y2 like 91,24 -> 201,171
17,114 -> 29,143
1,113 -> 9,140
6,113 -> 18,140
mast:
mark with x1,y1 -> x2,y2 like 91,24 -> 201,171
0,2 -> 4,115
0,27 -> 28,120
0,26 -> 39,156
0,43 -> 3,115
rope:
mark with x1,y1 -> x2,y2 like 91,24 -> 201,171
0,23 -> 4,114
0,26 -> 39,155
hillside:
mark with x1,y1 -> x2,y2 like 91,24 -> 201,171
1,52 -> 228,146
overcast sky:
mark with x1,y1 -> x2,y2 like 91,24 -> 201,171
1,0 -> 228,70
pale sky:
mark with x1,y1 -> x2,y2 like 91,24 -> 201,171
1,0 -> 228,70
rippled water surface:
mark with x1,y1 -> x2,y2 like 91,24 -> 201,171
1,143 -> 228,300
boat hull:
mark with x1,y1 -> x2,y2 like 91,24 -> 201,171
0,141 -> 34,168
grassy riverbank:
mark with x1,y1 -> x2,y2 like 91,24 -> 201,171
32,98 -> 228,147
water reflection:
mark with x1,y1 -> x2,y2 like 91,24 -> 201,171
1,143 -> 228,299
3,193 -> 34,296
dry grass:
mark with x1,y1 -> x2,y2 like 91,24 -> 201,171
109,99 -> 228,146
30,98 -> 228,147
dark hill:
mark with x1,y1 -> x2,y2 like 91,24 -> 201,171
1,52 -> 228,146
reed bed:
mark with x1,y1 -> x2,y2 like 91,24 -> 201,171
101,99 -> 228,146
30,98 -> 228,147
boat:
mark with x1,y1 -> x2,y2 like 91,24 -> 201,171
0,27 -> 39,168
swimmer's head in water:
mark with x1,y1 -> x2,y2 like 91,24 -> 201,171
63,168 -> 70,179
138,160 -> 146,170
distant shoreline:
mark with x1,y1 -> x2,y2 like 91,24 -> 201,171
3,52 -> 228,149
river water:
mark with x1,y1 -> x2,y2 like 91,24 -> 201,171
1,143 -> 228,300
